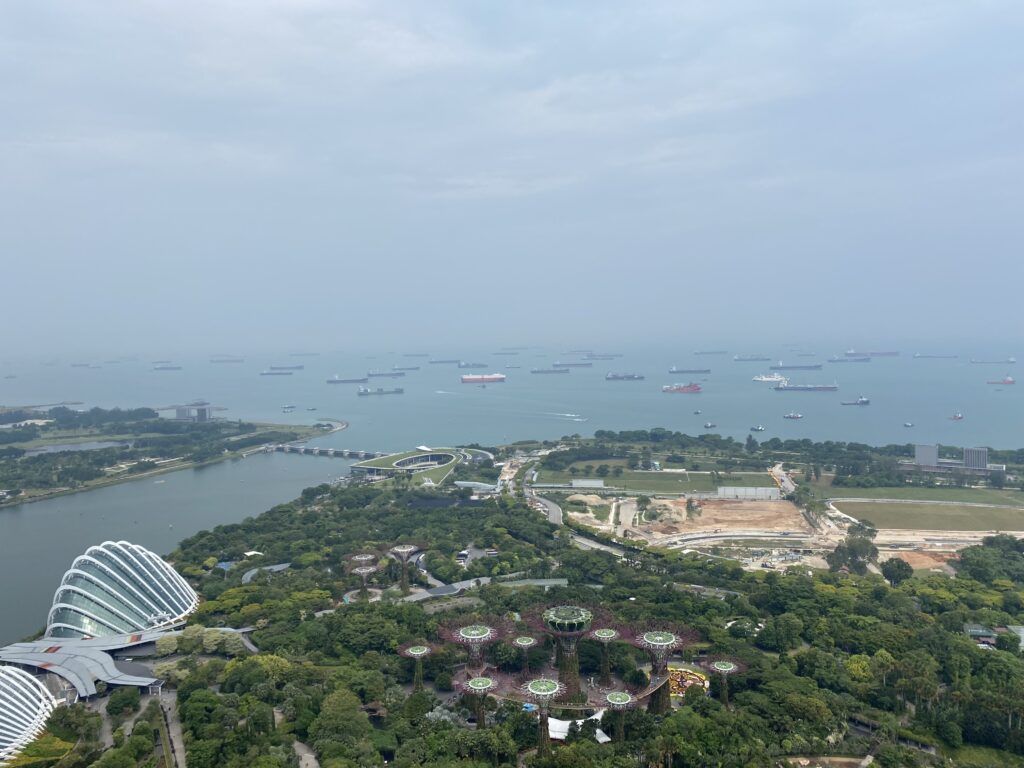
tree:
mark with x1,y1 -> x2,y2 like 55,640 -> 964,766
881,557 -> 913,587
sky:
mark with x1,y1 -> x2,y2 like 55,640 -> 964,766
1,0 -> 1022,355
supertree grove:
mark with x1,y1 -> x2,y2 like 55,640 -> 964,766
520,677 -> 566,756
398,641 -> 434,692
602,690 -> 637,741
440,617 -> 509,672
701,657 -> 747,707
589,626 -> 621,688
390,544 -> 419,595
624,624 -> 700,715
525,604 -> 608,699
512,635 -> 537,680
457,674 -> 499,730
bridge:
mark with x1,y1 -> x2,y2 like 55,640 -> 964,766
259,444 -> 388,459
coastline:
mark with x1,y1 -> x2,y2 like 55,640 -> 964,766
0,419 -> 348,511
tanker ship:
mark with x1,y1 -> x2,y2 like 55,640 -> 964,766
773,381 -> 838,392
605,372 -> 645,381
461,373 -> 507,384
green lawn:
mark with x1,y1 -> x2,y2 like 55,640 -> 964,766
536,468 -> 774,495
810,477 -> 1024,507
355,449 -> 458,470
833,501 -> 1024,531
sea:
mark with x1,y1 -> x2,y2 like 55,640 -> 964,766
0,345 -> 1018,643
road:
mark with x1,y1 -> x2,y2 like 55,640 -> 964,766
771,463 -> 796,494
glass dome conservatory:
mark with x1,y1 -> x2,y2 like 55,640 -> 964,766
0,666 -> 57,763
46,541 -> 198,639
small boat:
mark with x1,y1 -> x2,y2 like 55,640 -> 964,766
987,376 -> 1015,385
750,425 -> 766,432
950,412 -> 964,421
306,407 -> 317,411
693,409 -> 702,415
904,422 -> 914,428
703,422 -> 716,429
784,412 -> 803,420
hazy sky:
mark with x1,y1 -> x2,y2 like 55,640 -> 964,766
2,1 -> 1022,354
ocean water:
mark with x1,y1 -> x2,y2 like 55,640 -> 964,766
1,346 -> 1019,450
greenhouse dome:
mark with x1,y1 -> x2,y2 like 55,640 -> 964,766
0,666 -> 57,764
45,541 -> 198,639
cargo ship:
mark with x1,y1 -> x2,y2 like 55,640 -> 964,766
734,355 -> 771,362
393,365 -> 420,371
606,372 -> 645,381
784,412 -> 803,420
461,373 -> 506,384
358,386 -> 404,396
209,356 -> 244,363
531,367 -> 569,374
493,351 -> 519,356
670,366 -> 711,374
260,370 -> 293,376
403,353 -> 430,357
553,361 -> 593,368
867,351 -> 900,357
694,350 -> 727,356
458,362 -> 488,369
829,356 -> 871,363
753,373 -> 787,382
662,382 -> 702,393
971,357 -> 1016,365
368,370 -> 405,378
770,361 -> 823,371
429,359 -> 460,364
270,365 -> 304,371
988,376 -> 1015,385
584,353 -> 621,360
841,396 -> 871,406
153,364 -> 182,371
327,375 -> 368,384
773,381 -> 838,392
913,353 -> 958,359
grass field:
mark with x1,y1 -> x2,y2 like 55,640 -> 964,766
810,477 -> 1024,507
536,468 -> 774,494
833,501 -> 1024,531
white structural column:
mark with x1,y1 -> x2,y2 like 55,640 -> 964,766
0,667 -> 57,763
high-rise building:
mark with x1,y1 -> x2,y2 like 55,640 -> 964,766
964,447 -> 989,470
914,444 -> 939,467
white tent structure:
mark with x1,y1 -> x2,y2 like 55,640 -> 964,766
547,710 -> 611,743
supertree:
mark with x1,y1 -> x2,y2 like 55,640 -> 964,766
526,605 -> 608,698
589,626 -> 621,688
457,674 -> 499,730
602,690 -> 637,742
625,624 -> 700,715
701,657 -> 747,707
512,635 -> 538,680
398,641 -> 434,692
520,677 -> 566,757
390,544 -> 419,595
440,617 -> 509,672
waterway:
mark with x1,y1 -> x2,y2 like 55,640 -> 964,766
0,453 -> 353,644
0,344 -> 1019,643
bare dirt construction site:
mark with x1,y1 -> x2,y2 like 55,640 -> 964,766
564,494 -> 615,534
641,498 -> 812,537
884,549 -> 957,572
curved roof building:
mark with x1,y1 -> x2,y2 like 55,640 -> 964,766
46,541 -> 198,639
0,666 -> 57,763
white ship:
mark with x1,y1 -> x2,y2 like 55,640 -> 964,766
753,372 -> 787,383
